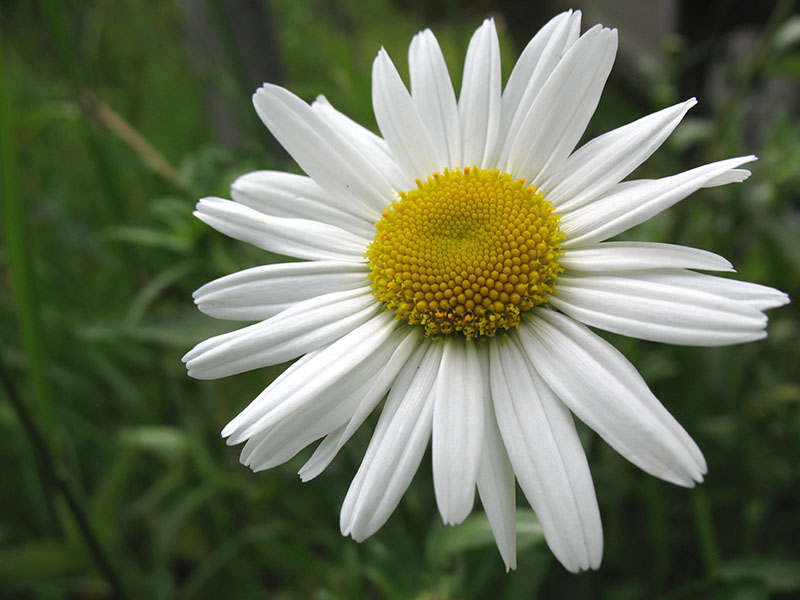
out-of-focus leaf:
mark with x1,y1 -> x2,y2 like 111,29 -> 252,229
119,425 -> 191,460
0,540 -> 84,580
101,225 -> 192,252
719,556 -> 800,592
124,260 -> 197,325
428,508 -> 544,560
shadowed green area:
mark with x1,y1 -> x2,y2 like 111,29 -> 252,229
1,0 -> 799,598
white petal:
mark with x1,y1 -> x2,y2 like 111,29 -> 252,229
253,84 -> 393,215
459,19 -> 502,168
560,156 -> 757,247
490,336 -> 602,573
519,309 -> 706,487
433,337 -> 484,525
240,388 -> 362,472
194,261 -> 369,321
311,96 -> 413,193
194,198 -> 368,261
702,168 -> 752,187
409,28 -> 462,168
231,170 -> 378,240
183,287 -> 379,379
559,241 -> 734,273
633,270 -> 790,311
495,10 -> 581,167
475,348 -> 517,571
542,98 -> 698,211
505,25 -> 618,186
220,311 -> 399,442
299,332 -> 425,481
551,272 -> 769,345
372,48 -> 439,180
341,341 -> 443,541
239,326 -> 406,471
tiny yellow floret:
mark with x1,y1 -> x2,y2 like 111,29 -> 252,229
366,167 -> 563,339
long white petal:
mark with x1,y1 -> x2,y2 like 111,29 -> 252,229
231,170 -> 378,240
220,311 -> 399,442
495,10 -> 580,167
490,336 -> 602,572
519,309 -> 707,486
551,272 -> 769,345
372,48 -> 439,180
239,326 -> 407,471
506,25 -> 618,186
194,198 -> 368,262
193,261 -> 369,321
635,270 -> 790,311
311,95 -> 412,193
299,332 -> 425,481
433,337 -> 484,525
476,348 -> 517,571
542,98 -> 698,210
341,342 -> 443,540
560,156 -> 756,247
409,28 -> 462,168
560,242 -> 733,273
183,287 -> 379,379
240,387 -> 363,471
253,84 -> 393,215
459,18 -> 502,168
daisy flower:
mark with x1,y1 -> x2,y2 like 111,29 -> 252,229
183,10 -> 789,572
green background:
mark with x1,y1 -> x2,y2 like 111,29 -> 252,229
1,0 -> 799,598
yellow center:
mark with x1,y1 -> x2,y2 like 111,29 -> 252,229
366,167 -> 564,339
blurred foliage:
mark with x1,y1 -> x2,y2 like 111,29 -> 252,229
1,0 -> 799,598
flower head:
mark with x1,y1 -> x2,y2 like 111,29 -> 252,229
183,10 -> 789,572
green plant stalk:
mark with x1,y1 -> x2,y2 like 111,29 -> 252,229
0,362 -> 130,600
691,487 -> 721,574
0,30 -> 54,437
203,0 -> 277,154
705,0 -> 797,158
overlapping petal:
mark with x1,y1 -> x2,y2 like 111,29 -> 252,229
372,48 -> 440,180
183,287 -> 379,379
495,10 -> 581,167
559,241 -> 733,273
541,98 -> 698,210
475,350 -> 517,571
551,271 -> 769,345
220,311 -> 399,443
560,156 -> 756,247
193,261 -> 369,321
298,331 -> 424,482
310,96 -> 412,193
194,198 -> 368,261
409,28 -> 462,168
503,24 -> 618,185
232,170 -> 378,239
490,336 -> 602,572
253,84 -> 393,215
433,337 -> 484,525
341,342 -> 443,540
519,309 -> 707,487
459,19 -> 502,168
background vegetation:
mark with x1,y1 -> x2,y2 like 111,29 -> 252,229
1,0 -> 798,598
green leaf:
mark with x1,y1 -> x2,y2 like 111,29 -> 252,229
428,508 -> 544,560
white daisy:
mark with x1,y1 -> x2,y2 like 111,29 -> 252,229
183,10 -> 789,572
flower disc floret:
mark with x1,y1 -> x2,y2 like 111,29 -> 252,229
366,167 -> 564,339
